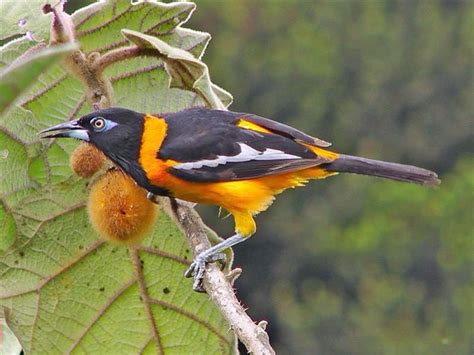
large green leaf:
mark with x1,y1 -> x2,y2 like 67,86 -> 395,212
0,43 -> 76,114
122,29 -> 232,109
0,0 -> 51,41
0,1 -> 235,353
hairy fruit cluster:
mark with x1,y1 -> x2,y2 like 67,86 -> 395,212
70,142 -> 106,177
87,170 -> 158,245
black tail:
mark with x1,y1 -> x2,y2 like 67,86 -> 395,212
325,154 -> 440,186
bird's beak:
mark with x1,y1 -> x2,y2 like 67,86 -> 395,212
39,120 -> 89,141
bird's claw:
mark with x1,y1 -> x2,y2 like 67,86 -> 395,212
184,252 -> 226,292
184,255 -> 207,292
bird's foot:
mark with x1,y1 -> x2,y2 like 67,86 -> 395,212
184,234 -> 245,292
184,252 -> 226,292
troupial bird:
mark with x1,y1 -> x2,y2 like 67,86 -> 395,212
41,107 -> 440,291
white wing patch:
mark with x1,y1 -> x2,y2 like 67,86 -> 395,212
174,143 -> 301,170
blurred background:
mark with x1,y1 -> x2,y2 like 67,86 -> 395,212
67,1 -> 473,353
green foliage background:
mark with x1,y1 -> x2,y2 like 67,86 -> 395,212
10,0 -> 473,353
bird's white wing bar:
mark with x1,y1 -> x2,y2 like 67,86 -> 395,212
174,143 -> 301,170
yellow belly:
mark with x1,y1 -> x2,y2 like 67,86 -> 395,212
157,167 -> 337,236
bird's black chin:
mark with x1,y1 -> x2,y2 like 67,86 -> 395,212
39,120 -> 90,141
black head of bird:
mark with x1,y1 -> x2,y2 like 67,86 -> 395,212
40,107 -> 152,188
40,108 -> 142,150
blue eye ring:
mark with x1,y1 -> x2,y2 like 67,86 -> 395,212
90,117 -> 106,132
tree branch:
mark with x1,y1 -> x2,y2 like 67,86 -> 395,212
160,198 -> 275,354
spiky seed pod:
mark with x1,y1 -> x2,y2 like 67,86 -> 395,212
70,142 -> 106,177
87,170 -> 158,245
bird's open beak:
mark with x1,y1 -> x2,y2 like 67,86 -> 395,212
39,120 -> 89,141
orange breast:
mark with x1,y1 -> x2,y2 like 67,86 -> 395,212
138,115 -> 178,185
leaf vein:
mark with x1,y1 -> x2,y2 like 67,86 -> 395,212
76,4 -> 133,38
130,248 -> 164,354
0,240 -> 104,299
150,297 -> 232,347
7,203 -> 86,258
138,334 -> 153,355
110,63 -> 164,83
20,74 -> 68,107
84,6 -> 191,54
66,278 -> 136,354
135,245 -> 190,266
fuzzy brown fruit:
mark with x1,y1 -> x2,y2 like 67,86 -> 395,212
70,142 -> 106,177
88,170 -> 158,245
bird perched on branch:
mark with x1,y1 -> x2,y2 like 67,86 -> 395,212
41,107 -> 440,291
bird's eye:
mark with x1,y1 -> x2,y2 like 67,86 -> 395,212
91,117 -> 106,131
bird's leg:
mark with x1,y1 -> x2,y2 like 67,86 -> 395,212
185,234 -> 245,292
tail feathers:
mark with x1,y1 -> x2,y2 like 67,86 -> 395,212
325,154 -> 440,186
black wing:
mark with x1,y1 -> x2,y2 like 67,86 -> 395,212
159,108 -> 332,182
170,159 -> 325,182
239,113 -> 332,147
